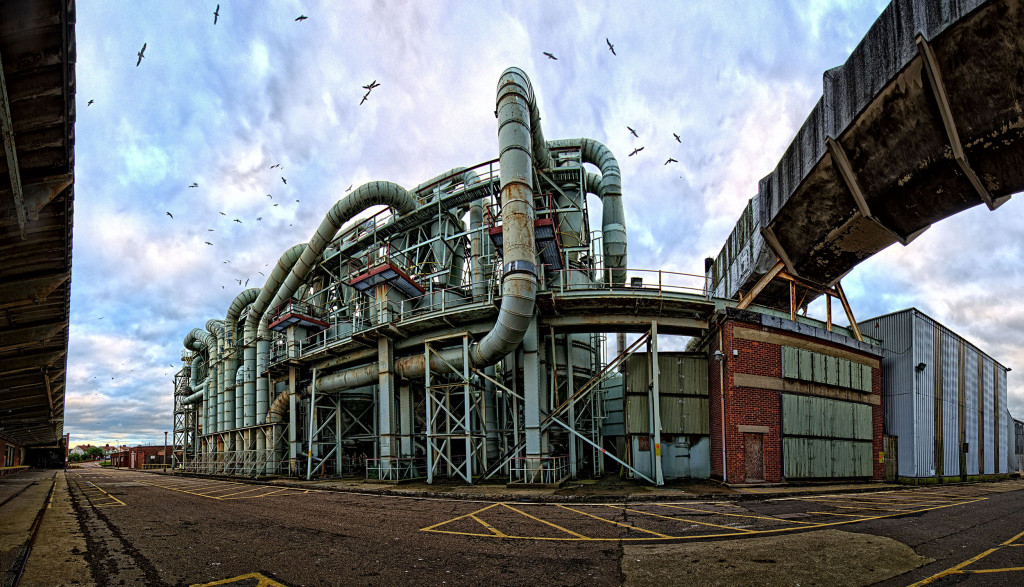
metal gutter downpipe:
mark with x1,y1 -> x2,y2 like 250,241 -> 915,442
549,138 -> 626,286
316,67 -> 544,394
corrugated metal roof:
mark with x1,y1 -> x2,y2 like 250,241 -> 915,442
0,0 -> 76,448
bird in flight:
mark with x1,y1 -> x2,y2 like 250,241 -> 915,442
346,184 -> 353,192
664,158 -> 678,165
257,216 -> 262,221
362,80 -> 380,91
219,211 -> 226,216
165,211 -> 173,218
673,132 -> 681,143
244,278 -> 249,286
233,218 -> 242,223
295,199 -> 300,203
137,43 -> 146,66
273,203 -> 279,207
204,241 -> 213,245
223,260 -> 231,264
628,147 -> 644,157
295,14 -> 308,21
266,194 -> 272,199
270,163 -> 281,169
208,228 -> 214,231
606,38 -> 616,55
360,91 -> 371,105
258,271 -> 265,276
87,99 -> 94,106
627,126 -> 638,138
235,279 -> 242,286
188,182 -> 198,188
281,177 -> 287,184
213,4 -> 220,24
543,52 -> 557,60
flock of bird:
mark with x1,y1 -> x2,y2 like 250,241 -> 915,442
547,39 -> 682,166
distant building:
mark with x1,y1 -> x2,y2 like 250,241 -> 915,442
1015,418 -> 1024,472
110,446 -> 170,469
70,444 -> 94,456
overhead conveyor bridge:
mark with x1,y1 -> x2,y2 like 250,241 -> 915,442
708,0 -> 1024,309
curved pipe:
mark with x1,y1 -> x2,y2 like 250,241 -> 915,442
222,288 -> 260,427
261,182 -> 419,330
205,320 -> 223,433
317,67 -> 544,393
183,328 -> 214,353
549,138 -> 626,286
268,389 -> 290,424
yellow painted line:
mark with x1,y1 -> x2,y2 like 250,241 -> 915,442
656,503 -> 820,525
806,511 -> 871,518
968,566 -> 1024,573
907,527 -> 1024,586
215,486 -> 272,498
420,503 -> 501,532
223,488 -> 292,499
610,505 -> 757,533
469,514 -> 508,537
189,571 -> 287,587
556,504 -> 672,538
77,481 -> 127,507
501,503 -> 591,539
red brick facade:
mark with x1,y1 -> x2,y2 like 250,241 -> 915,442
709,316 -> 884,483
111,446 -> 168,469
1,436 -> 24,468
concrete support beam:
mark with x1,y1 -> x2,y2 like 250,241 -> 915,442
377,336 -> 396,464
0,46 -> 26,239
0,273 -> 69,310
0,322 -> 65,352
916,35 -> 1009,211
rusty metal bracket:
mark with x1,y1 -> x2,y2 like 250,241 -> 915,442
917,35 -> 1009,211
736,260 -> 785,310
826,136 -> 928,246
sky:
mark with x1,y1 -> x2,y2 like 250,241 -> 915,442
66,1 -> 1024,447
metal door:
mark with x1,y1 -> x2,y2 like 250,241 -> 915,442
744,433 -> 764,482
884,435 -> 898,482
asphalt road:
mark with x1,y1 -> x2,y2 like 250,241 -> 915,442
31,469 -> 1024,586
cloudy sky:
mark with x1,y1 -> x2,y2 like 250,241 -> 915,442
66,1 -> 1023,447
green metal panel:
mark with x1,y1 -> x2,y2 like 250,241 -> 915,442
838,358 -> 851,388
851,361 -> 862,390
681,397 -> 710,434
785,438 -> 873,478
660,396 -> 685,434
783,346 -> 799,379
860,364 -> 873,392
782,393 -> 872,440
624,355 -> 649,395
673,355 -> 708,396
826,355 -> 839,386
799,349 -> 812,380
812,353 -> 826,383
853,403 -> 872,440
626,394 -> 649,434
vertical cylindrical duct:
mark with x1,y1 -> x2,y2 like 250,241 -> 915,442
470,199 -> 486,301
223,289 -> 259,429
549,138 -> 627,285
255,339 -> 270,424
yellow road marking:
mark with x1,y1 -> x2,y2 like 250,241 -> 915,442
189,571 -> 287,587
968,567 -> 1024,573
806,511 -> 870,517
611,505 -> 757,533
556,505 -> 672,538
74,479 -> 126,507
420,503 -> 500,532
500,503 -> 590,539
225,488 -> 292,500
470,514 -> 508,537
217,486 -> 280,498
908,527 -> 1024,586
657,503 -> 819,525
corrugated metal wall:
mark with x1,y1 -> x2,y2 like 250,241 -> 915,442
624,353 -> 709,435
861,308 -> 1011,478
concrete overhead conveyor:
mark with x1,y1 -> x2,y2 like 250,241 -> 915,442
708,0 -> 1023,309
173,67 -> 710,485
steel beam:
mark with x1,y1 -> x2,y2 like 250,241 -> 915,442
0,272 -> 69,309
917,35 -> 1009,211
736,260 -> 785,310
0,47 -> 26,239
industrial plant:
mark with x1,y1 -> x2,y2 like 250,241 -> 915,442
171,0 -> 1021,485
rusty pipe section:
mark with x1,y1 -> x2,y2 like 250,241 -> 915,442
469,66 -> 540,367
549,138 -> 626,286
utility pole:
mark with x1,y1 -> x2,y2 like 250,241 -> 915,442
164,431 -> 168,472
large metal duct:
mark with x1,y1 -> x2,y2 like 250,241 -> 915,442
316,67 -> 545,393
205,320 -> 223,434
222,288 -> 260,427
549,138 -> 626,286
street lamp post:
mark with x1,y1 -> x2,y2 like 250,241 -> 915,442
164,431 -> 168,473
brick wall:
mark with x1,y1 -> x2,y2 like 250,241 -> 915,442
0,437 -> 23,468
711,317 -> 884,484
